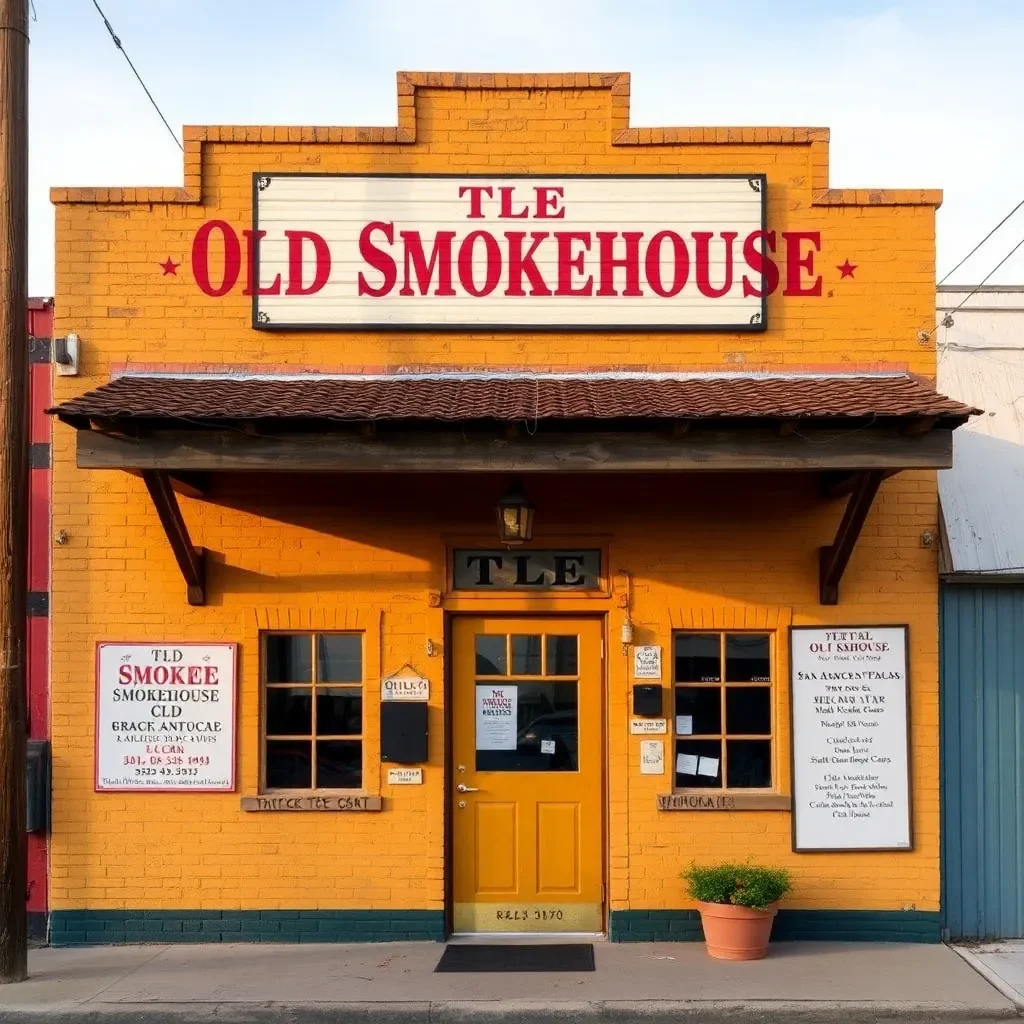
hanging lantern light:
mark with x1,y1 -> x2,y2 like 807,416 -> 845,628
495,479 -> 535,545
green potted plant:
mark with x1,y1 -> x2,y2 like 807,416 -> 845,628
682,862 -> 792,960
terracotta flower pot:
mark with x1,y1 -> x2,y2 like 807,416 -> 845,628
696,900 -> 778,960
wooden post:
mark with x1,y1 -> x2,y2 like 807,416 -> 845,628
0,0 -> 29,984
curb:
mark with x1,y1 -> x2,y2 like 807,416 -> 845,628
0,1001 -> 1017,1024
950,944 -> 1024,1014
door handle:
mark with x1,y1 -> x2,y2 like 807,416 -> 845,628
456,783 -> 480,793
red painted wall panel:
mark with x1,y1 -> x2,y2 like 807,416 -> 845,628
26,298 -> 51,921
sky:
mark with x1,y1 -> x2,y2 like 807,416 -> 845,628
26,0 -> 1024,295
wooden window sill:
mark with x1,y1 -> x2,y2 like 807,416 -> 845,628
241,794 -> 382,812
657,792 -> 791,811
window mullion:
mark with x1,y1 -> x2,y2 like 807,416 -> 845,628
310,634 -> 318,790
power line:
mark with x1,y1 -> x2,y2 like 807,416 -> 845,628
88,0 -> 183,153
923,232 -> 1024,341
939,195 -> 1024,285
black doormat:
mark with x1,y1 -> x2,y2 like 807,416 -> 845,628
435,943 -> 595,973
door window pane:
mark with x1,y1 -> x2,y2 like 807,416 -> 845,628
266,739 -> 312,788
316,690 -> 362,736
546,635 -> 578,676
476,682 -> 578,772
726,740 -> 772,788
265,635 -> 312,683
266,688 -> 312,736
674,634 -> 721,682
317,634 -> 362,682
475,635 -> 507,676
725,687 -> 771,735
674,739 -> 722,788
316,740 -> 362,788
725,634 -> 771,682
675,686 -> 721,735
511,635 -> 543,675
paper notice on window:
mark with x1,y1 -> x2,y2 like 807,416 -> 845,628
676,753 -> 699,776
476,684 -> 518,750
697,756 -> 720,778
676,715 -> 693,735
540,739 -> 556,755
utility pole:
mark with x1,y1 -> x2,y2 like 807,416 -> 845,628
0,0 -> 29,984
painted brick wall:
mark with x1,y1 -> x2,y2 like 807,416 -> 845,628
49,73 -> 942,922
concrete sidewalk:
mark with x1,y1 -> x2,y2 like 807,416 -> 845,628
0,940 -> 1016,1023
954,942 -> 1024,1013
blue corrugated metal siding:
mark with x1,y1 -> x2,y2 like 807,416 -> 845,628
941,584 -> 1024,939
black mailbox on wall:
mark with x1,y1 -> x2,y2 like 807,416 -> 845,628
26,739 -> 50,834
632,685 -> 663,717
381,702 -> 428,764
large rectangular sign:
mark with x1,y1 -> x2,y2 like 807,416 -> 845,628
253,174 -> 767,331
790,626 -> 912,852
96,642 -> 237,792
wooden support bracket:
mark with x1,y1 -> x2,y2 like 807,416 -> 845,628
820,468 -> 897,499
819,470 -> 884,605
141,469 -> 207,606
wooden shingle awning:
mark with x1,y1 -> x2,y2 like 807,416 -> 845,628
51,370 -> 975,474
49,371 -> 978,607
52,370 -> 975,429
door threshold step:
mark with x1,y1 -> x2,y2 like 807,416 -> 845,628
448,932 -> 606,943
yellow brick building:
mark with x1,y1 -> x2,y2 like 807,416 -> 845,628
46,72 -> 973,944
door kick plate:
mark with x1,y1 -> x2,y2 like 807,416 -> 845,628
453,902 -> 602,933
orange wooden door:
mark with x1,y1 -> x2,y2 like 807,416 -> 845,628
452,618 -> 604,933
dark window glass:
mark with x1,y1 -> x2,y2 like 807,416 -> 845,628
265,635 -> 311,683
265,688 -> 311,736
475,635 -> 506,675
476,682 -> 578,772
511,635 -> 542,675
725,634 -> 771,682
316,740 -> 362,789
674,634 -> 721,682
546,635 -> 578,676
317,634 -> 361,682
725,686 -> 771,735
727,740 -> 772,788
674,686 -> 721,735
674,739 -> 722,788
317,689 -> 362,736
266,739 -> 311,788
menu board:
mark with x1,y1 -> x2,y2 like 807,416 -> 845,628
790,626 -> 911,852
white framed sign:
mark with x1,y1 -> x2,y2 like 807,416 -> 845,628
633,645 -> 662,680
381,666 -> 430,701
790,626 -> 911,852
640,740 -> 665,775
253,173 -> 767,331
96,643 -> 237,792
630,718 -> 667,735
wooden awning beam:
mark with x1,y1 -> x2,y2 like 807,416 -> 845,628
141,470 -> 206,606
819,470 -> 885,605
75,425 -> 954,474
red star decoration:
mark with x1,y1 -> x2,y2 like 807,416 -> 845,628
837,259 -> 857,279
160,257 -> 179,276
